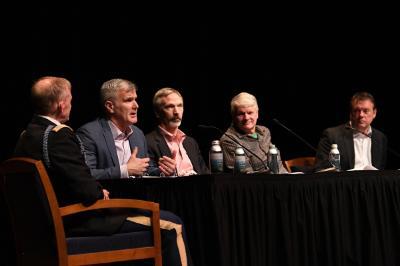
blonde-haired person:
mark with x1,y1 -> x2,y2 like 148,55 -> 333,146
146,87 -> 209,176
220,92 -> 287,174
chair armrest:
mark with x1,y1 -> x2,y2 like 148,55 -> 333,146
60,199 -> 159,217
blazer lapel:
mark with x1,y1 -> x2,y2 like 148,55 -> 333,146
371,129 -> 380,167
342,127 -> 355,169
155,129 -> 172,157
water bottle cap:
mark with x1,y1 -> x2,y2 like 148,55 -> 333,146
211,140 -> 220,145
235,147 -> 245,155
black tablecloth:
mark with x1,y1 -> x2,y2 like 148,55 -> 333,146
100,170 -> 400,266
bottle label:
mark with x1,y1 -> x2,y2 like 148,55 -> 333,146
268,154 -> 279,174
329,153 -> 341,171
210,152 -> 223,173
234,155 -> 246,173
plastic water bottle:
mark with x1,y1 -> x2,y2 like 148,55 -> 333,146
234,147 -> 246,174
209,140 -> 224,173
268,144 -> 279,174
329,144 -> 341,171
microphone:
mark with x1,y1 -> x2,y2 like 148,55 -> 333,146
198,124 -> 269,171
272,119 -> 317,152
345,122 -> 400,159
344,123 -> 372,138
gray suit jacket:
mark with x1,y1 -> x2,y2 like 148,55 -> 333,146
77,118 -> 158,179
315,124 -> 387,171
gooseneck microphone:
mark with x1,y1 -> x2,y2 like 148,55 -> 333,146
345,122 -> 400,159
272,119 -> 317,152
198,124 -> 269,171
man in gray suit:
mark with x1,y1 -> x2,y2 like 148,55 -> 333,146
77,79 -> 158,179
315,91 -> 387,171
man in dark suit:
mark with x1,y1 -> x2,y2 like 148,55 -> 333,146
15,76 -> 191,266
315,91 -> 387,171
76,79 -> 158,179
146,87 -> 209,176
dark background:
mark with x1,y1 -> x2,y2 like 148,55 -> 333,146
1,4 -> 400,265
2,4 -> 400,168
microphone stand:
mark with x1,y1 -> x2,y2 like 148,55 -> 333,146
198,124 -> 269,171
272,119 -> 317,152
345,123 -> 400,159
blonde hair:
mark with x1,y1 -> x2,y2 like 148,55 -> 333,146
230,92 -> 258,115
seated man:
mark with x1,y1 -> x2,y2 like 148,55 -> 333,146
146,87 -> 209,176
315,91 -> 387,171
15,76 -> 192,266
220,92 -> 287,174
77,79 -> 158,179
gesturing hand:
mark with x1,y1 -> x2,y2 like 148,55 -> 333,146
159,150 -> 177,176
127,147 -> 150,176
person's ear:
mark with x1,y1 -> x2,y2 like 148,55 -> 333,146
105,100 -> 114,114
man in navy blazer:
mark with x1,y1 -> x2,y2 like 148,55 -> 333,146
315,92 -> 387,171
146,87 -> 209,176
77,79 -> 158,179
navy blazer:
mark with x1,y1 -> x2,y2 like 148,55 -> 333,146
315,124 -> 387,171
146,128 -> 209,175
77,118 -> 158,179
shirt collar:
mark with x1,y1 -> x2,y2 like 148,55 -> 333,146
108,120 -> 133,140
158,125 -> 186,142
353,126 -> 372,138
39,115 -> 61,125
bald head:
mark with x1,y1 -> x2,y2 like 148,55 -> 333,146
31,76 -> 72,122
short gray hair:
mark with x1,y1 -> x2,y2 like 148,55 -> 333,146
100,79 -> 137,104
230,92 -> 258,115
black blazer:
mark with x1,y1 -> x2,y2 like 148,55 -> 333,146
146,128 -> 209,175
14,115 -> 127,236
315,124 -> 387,171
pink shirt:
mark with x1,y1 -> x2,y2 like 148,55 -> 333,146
158,126 -> 197,176
108,121 -> 133,178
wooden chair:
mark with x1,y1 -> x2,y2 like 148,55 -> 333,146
284,156 -> 316,173
0,157 -> 162,266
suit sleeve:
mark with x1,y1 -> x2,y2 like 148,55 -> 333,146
77,126 -> 121,179
315,129 -> 334,171
188,138 -> 209,175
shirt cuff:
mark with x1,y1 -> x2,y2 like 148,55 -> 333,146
120,164 -> 130,178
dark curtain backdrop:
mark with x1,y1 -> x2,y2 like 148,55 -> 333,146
2,4 -> 400,167
2,4 -> 400,266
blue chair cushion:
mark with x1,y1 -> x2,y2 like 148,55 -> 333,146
67,231 -> 153,254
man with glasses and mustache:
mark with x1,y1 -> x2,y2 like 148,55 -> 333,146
146,87 -> 209,177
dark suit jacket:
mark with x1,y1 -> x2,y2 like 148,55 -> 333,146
14,115 -> 127,236
76,118 -> 158,179
146,128 -> 209,175
315,124 -> 387,171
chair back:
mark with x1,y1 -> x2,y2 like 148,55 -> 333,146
284,156 -> 316,173
1,157 -> 162,266
0,157 -> 65,265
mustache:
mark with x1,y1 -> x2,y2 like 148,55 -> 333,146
169,117 -> 182,122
